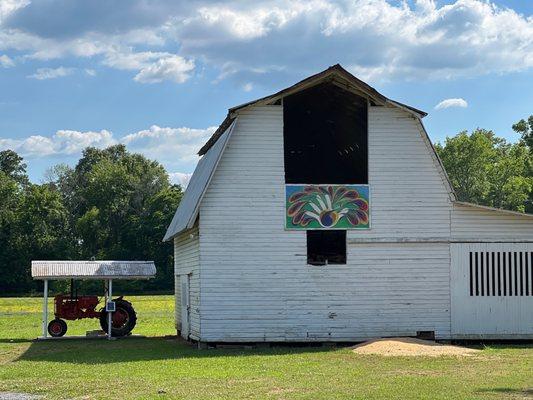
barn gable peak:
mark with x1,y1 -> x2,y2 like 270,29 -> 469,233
198,64 -> 427,156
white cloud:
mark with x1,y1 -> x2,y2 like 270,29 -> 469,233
85,68 -> 96,76
435,98 -> 468,110
1,0 -> 532,84
122,124 -> 215,163
0,129 -> 116,156
0,54 -> 14,67
102,50 -> 195,83
134,55 -> 194,84
1,124 -> 214,160
28,66 -> 74,80
0,0 -> 29,23
191,5 -> 299,40
169,172 -> 192,187
103,51 -> 169,71
175,0 -> 533,82
0,124 -> 214,180
54,129 -> 116,154
242,82 -> 253,92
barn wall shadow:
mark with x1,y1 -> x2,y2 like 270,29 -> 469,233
16,337 -> 334,364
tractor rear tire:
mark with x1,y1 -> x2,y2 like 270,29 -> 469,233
48,318 -> 67,337
99,299 -> 137,337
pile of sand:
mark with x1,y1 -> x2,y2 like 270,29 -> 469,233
351,337 -> 479,357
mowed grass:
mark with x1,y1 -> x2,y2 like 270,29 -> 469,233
0,296 -> 531,400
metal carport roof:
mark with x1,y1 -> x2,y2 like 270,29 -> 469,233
31,260 -> 156,280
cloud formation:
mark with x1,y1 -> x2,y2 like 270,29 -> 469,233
169,172 -> 192,187
28,66 -> 74,79
122,125 -> 216,163
0,54 -> 14,67
133,55 -> 195,83
0,124 -> 215,183
435,98 -> 468,110
0,0 -> 531,85
0,129 -> 115,156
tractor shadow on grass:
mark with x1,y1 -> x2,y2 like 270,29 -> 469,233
0,338 -> 34,343
476,388 -> 533,397
16,337 -> 334,364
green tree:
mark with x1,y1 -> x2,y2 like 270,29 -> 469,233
15,184 -> 76,278
513,115 -> 533,150
0,146 -> 182,294
488,143 -> 531,212
435,129 -> 498,205
0,171 -> 24,293
0,149 -> 28,185
52,145 -> 182,292
436,124 -> 532,213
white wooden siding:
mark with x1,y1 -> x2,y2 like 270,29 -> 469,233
354,107 -> 452,240
451,243 -> 533,339
173,224 -> 200,339
198,105 -> 452,342
452,204 -> 533,241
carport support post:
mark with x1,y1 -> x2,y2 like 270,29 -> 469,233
42,279 -> 48,338
107,279 -> 113,340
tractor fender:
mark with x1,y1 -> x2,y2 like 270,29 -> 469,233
113,296 -> 132,306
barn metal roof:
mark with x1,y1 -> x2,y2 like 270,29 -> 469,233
31,261 -> 156,280
198,64 -> 427,156
163,120 -> 236,241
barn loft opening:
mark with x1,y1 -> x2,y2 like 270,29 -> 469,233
307,230 -> 347,266
283,81 -> 368,184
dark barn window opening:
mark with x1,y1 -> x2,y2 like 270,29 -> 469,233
283,81 -> 368,184
307,230 -> 346,266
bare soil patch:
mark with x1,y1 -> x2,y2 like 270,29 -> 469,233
352,337 -> 480,357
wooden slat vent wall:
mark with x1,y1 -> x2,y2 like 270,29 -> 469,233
469,251 -> 532,297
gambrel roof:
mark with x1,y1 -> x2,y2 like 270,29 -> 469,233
164,64 -> 440,241
163,120 -> 236,241
198,64 -> 426,156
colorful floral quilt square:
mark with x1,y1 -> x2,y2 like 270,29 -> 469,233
286,184 -> 370,230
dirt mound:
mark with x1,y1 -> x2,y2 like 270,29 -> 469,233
352,337 -> 479,357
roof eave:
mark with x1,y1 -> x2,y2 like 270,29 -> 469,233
454,201 -> 533,218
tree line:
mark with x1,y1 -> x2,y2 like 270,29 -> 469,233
0,145 -> 182,294
435,115 -> 533,213
0,115 -> 531,294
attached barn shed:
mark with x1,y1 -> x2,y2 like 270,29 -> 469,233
165,64 -> 533,343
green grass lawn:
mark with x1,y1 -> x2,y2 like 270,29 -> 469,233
0,295 -> 531,400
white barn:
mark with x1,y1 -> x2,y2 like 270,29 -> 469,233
164,65 -> 533,343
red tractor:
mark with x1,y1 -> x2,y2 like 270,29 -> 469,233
48,287 -> 137,338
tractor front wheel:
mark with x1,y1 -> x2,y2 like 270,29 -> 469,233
48,318 -> 67,337
99,299 -> 137,337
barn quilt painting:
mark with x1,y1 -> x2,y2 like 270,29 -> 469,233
285,184 -> 370,230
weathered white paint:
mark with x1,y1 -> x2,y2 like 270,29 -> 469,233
451,242 -> 533,339
452,203 -> 533,241
173,224 -> 200,340
355,107 -> 452,239
171,99 -> 533,342
180,274 -> 190,339
174,275 -> 181,331
193,105 -> 453,342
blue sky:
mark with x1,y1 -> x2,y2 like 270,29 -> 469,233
0,0 -> 532,185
